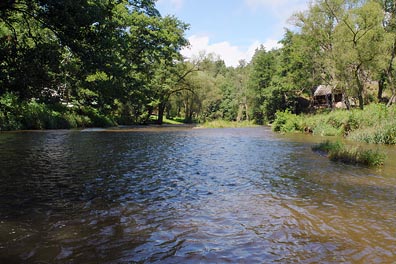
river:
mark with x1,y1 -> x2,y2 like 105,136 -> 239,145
0,127 -> 395,263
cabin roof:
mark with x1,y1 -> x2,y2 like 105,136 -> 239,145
314,85 -> 332,96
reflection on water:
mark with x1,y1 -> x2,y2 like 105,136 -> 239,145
0,127 -> 396,263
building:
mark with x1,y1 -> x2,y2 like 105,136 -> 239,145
313,85 -> 343,107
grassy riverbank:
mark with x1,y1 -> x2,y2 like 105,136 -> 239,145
272,104 -> 396,145
273,104 -> 393,166
197,120 -> 258,128
0,95 -> 188,131
0,99 -> 116,131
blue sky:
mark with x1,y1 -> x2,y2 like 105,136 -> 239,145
156,0 -> 309,67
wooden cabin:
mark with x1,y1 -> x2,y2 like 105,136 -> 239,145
313,85 -> 343,107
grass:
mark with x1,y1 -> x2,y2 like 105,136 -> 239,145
312,140 -> 386,167
163,117 -> 186,125
272,104 -> 396,145
198,120 -> 258,128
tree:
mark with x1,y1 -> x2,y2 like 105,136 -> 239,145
331,0 -> 385,109
376,0 -> 396,105
0,0 -> 191,126
247,46 -> 279,122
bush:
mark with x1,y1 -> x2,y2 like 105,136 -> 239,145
81,106 -> 116,127
0,93 -> 24,130
272,110 -> 301,133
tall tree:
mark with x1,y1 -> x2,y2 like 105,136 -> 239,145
330,0 -> 385,109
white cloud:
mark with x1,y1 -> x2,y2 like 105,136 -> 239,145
262,39 -> 282,51
181,35 -> 281,67
243,0 -> 308,47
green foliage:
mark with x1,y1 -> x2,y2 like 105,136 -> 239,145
312,141 -> 386,167
312,123 -> 342,137
312,140 -> 343,153
271,110 -> 301,133
80,106 -> 116,128
350,123 -> 396,145
0,0 -> 190,128
274,104 -> 396,145
0,93 -> 23,130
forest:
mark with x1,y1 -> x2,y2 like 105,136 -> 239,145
1,0 -> 396,130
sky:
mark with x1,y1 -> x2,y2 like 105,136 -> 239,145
156,0 -> 309,67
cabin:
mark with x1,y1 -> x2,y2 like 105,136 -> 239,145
313,85 -> 343,107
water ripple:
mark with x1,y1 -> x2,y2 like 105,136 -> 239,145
0,127 -> 395,263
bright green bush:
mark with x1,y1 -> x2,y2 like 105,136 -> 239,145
272,111 -> 301,133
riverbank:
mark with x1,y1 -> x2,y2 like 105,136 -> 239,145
272,104 -> 396,145
0,98 -> 193,131
197,120 -> 258,128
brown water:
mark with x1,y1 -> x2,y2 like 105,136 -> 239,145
0,127 -> 395,263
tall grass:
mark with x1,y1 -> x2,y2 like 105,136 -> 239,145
198,120 -> 257,128
312,140 -> 386,167
273,104 -> 396,145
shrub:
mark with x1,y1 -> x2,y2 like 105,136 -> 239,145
80,106 -> 116,127
0,93 -> 24,130
272,111 -> 301,133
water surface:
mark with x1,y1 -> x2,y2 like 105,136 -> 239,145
0,127 -> 395,263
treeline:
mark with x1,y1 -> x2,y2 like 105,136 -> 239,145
1,0 -> 396,130
0,0 -> 189,129
177,0 -> 396,124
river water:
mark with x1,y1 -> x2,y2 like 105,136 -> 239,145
0,127 -> 395,263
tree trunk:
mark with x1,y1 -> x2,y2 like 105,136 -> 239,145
343,92 -> 351,110
144,106 -> 153,124
236,104 -> 243,122
245,103 -> 249,121
386,37 -> 396,107
184,100 -> 189,121
378,72 -> 385,101
388,92 -> 396,107
355,67 -> 364,110
157,103 -> 165,125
